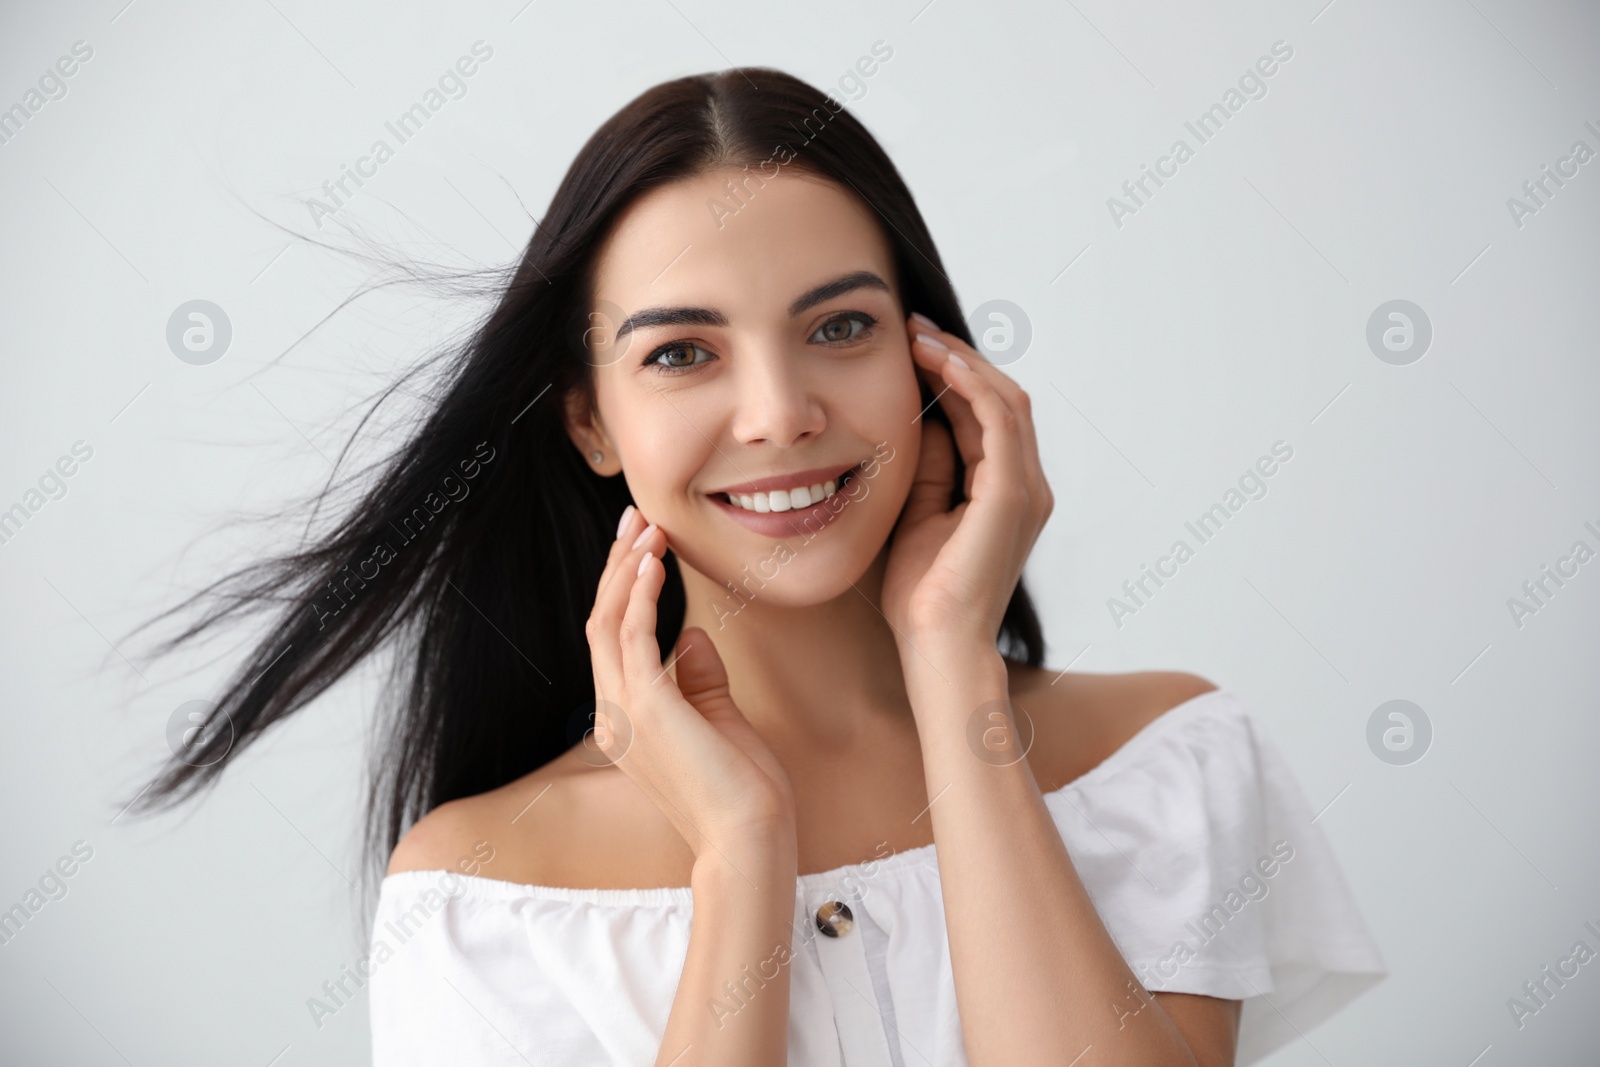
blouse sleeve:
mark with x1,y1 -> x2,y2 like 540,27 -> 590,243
366,871 -> 691,1066
1045,690 -> 1388,1066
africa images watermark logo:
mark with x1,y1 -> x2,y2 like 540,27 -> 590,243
1504,519 -> 1600,630
1505,118 -> 1600,230
0,39 -> 94,148
707,839 -> 898,1030
0,439 -> 94,548
1107,441 -> 1294,628
1107,39 -> 1294,228
309,442 -> 497,630
709,440 -> 897,630
1504,917 -> 1600,1032
1366,699 -> 1431,766
306,841 -> 495,1029
1125,839 -> 1297,993
0,841 -> 95,949
305,41 -> 494,229
704,40 -> 893,231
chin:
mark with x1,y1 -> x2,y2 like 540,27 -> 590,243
684,529 -> 883,608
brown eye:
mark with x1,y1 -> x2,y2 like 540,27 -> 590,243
810,313 -> 875,345
644,342 -> 713,374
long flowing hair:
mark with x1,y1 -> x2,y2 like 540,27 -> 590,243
121,66 -> 1046,907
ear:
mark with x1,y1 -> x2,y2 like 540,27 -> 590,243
562,386 -> 619,476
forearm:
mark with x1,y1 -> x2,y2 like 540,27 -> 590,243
657,834 -> 799,1066
904,641 -> 1197,1067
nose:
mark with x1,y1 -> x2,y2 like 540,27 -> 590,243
729,341 -> 826,448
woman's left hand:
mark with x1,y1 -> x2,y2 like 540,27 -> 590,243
881,312 -> 1054,654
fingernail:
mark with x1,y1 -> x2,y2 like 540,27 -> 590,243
915,332 -> 947,350
616,505 -> 635,539
910,312 -> 938,330
948,352 -> 970,370
637,550 -> 654,576
631,522 -> 656,550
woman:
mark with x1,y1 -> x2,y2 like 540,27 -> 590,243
128,67 -> 1385,1065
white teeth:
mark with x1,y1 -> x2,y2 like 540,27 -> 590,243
725,475 -> 844,514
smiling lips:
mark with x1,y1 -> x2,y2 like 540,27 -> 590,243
723,477 -> 839,513
709,461 -> 860,497
706,461 -> 863,537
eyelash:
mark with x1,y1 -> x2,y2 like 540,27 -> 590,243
639,311 -> 880,376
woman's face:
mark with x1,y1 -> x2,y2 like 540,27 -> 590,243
571,165 -> 924,605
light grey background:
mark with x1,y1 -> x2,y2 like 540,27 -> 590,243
3,0 -> 1598,1063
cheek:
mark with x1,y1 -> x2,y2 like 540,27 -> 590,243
880,363 -> 929,459
843,368 -> 923,508
624,453 -> 695,511
854,346 -> 924,424
612,414 -> 702,509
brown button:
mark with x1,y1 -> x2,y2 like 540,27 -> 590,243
815,900 -> 854,937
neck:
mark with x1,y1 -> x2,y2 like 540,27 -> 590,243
677,546 -> 917,750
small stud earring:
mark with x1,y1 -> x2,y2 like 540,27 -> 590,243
590,450 -> 604,464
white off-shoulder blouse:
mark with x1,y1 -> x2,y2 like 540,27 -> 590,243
367,689 -> 1387,1066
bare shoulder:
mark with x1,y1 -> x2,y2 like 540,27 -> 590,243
1084,668 -> 1220,718
385,753 -> 585,879
1006,660 -> 1219,724
385,795 -> 483,877
1006,661 -> 1219,792
385,747 -> 691,889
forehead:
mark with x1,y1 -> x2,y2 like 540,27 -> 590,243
591,167 -> 897,313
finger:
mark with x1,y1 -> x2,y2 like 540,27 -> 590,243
588,509 -> 655,700
912,337 -> 986,487
912,314 -> 1035,420
912,321 -> 1034,457
595,505 -> 643,602
913,326 -> 1048,519
619,548 -> 668,688
955,345 -> 1048,514
934,352 -> 1027,521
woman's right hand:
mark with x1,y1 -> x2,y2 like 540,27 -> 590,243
584,505 -> 796,863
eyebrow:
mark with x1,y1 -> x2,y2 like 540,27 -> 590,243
612,270 -> 893,343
